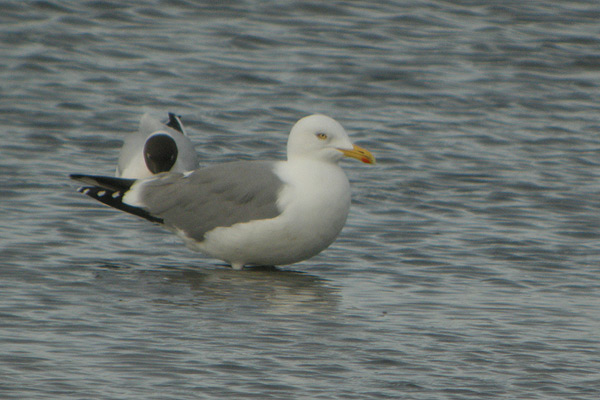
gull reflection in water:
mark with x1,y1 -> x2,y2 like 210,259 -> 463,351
149,267 -> 339,315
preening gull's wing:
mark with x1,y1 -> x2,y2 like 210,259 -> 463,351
165,112 -> 186,135
131,161 -> 284,241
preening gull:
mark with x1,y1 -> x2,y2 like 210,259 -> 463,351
116,113 -> 199,179
71,114 -> 375,270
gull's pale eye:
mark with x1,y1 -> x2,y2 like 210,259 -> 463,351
316,132 -> 328,140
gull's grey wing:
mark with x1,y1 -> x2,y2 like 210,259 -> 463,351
137,161 -> 284,240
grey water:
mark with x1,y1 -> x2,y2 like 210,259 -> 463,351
1,1 -> 599,399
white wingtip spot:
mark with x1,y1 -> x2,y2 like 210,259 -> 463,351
112,191 -> 121,199
81,188 -> 90,195
97,190 -> 106,197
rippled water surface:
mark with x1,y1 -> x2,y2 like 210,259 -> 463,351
1,1 -> 600,399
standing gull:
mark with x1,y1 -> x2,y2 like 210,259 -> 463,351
71,114 -> 375,270
117,113 -> 199,179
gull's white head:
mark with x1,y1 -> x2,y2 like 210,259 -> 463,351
286,114 -> 375,164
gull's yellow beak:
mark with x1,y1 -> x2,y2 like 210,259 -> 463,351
339,144 -> 376,164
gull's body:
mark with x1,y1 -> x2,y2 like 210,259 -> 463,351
182,158 -> 352,269
72,114 -> 374,269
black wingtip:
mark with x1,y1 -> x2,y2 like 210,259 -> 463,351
70,174 -> 163,224
166,112 -> 185,134
75,185 -> 164,224
70,174 -> 136,192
